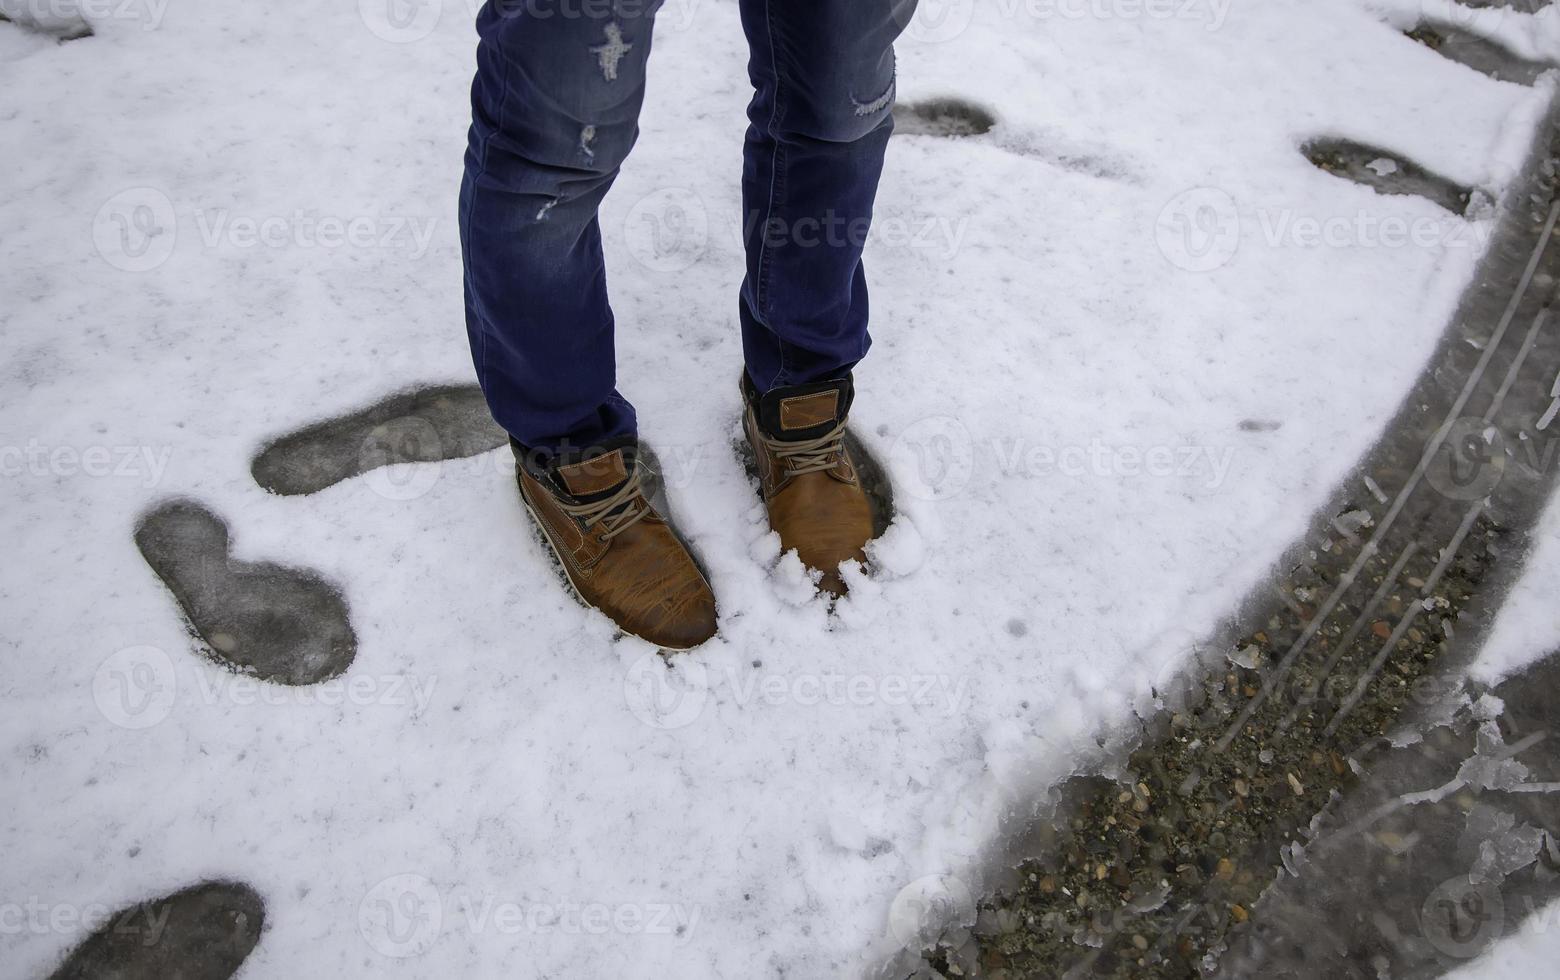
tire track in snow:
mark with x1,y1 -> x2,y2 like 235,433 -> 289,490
904,77 -> 1560,980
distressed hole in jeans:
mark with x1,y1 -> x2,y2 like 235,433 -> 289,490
852,76 -> 896,117
579,124 -> 597,165
590,23 -> 632,81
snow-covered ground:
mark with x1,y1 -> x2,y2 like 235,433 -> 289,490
1470,490 -> 1560,686
3,0 -> 1560,976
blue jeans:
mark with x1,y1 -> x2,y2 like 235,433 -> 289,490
459,0 -> 914,454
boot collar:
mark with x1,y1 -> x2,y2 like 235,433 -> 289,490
745,373 -> 854,444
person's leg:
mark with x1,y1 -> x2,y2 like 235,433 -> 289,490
461,1 -> 716,648
459,0 -> 662,459
736,0 -> 915,392
735,0 -> 914,597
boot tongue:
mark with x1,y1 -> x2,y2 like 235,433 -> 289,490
755,376 -> 854,443
555,448 -> 630,498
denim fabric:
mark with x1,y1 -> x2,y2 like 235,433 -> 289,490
460,0 -> 914,454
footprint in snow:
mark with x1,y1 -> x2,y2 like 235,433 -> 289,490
1302,138 -> 1478,216
0,0 -> 92,41
46,881 -> 263,980
135,499 -> 356,684
893,97 -> 997,138
1406,21 -> 1552,85
894,96 -> 1143,183
252,383 -> 507,496
1447,0 -> 1554,15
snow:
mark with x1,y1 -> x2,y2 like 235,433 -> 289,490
1,0 -> 1555,977
1445,892 -> 1560,980
1469,490 -> 1560,685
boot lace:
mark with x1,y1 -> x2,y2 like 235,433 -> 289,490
556,466 -> 653,542
764,421 -> 848,477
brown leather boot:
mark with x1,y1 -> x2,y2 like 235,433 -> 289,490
741,374 -> 875,597
514,441 -> 717,650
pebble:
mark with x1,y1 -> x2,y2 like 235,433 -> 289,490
1375,830 -> 1407,851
